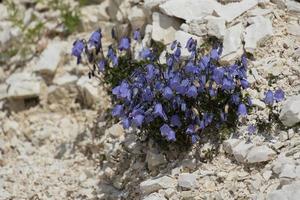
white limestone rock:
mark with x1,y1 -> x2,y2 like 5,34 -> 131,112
178,173 -> 197,189
232,140 -> 254,163
205,16 -> 226,39
81,2 -> 110,31
279,94 -> 300,127
159,0 -> 219,21
151,12 -> 181,44
215,0 -> 258,22
6,72 -> 42,99
140,176 -> 177,195
243,16 -> 273,53
128,6 -> 147,30
146,150 -> 167,169
76,76 -> 99,107
286,0 -> 300,13
223,139 -> 241,154
279,164 -> 297,179
267,181 -> 300,200
221,23 -> 244,63
0,84 -> 7,100
35,42 -> 67,75
144,0 -> 168,9
287,23 -> 300,36
246,145 -> 276,163
53,73 -> 78,86
186,19 -> 208,37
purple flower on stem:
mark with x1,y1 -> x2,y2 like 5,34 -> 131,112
170,115 -> 182,128
274,89 -> 285,102
171,40 -> 177,50
122,118 -> 130,129
132,114 -> 144,127
133,29 -> 140,41
154,103 -> 168,121
264,90 -> 274,105
88,30 -> 102,48
140,48 -> 152,59
98,60 -> 105,72
210,48 -> 219,60
186,86 -> 198,98
163,87 -> 173,100
240,79 -> 249,89
119,37 -> 130,51
247,124 -> 256,134
238,103 -> 247,116
160,124 -> 176,141
72,40 -> 85,64
112,105 -> 123,117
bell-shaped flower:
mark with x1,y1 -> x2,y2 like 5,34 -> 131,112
72,40 -> 85,64
238,103 -> 247,116
170,115 -> 182,128
153,103 -> 168,121
160,124 -> 176,141
274,89 -> 285,102
264,90 -> 274,105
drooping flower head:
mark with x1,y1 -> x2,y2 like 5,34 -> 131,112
264,90 -> 274,105
119,37 -> 131,51
238,103 -> 247,116
160,124 -> 176,141
88,30 -> 102,48
274,89 -> 285,102
133,29 -> 140,41
72,40 -> 85,64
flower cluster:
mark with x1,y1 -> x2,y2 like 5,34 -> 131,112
71,28 -> 285,144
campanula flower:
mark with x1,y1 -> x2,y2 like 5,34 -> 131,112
238,103 -> 247,116
72,40 -> 85,64
88,30 -> 102,48
186,86 -> 197,98
274,89 -> 285,102
247,124 -> 256,134
170,115 -> 182,128
264,90 -> 274,105
210,48 -> 219,60
154,103 -> 168,121
140,48 -> 152,59
231,94 -> 240,105
160,124 -> 176,141
171,40 -> 177,50
163,87 -> 173,100
119,37 -> 130,51
132,114 -> 144,127
112,104 -> 123,117
98,60 -> 105,72
133,29 -> 140,41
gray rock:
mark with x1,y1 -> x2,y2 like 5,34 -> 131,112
267,181 -> 300,200
272,155 -> 295,175
151,12 -> 181,44
144,0 -> 168,9
6,72 -> 42,99
0,84 -> 7,100
223,139 -> 241,154
252,98 -> 266,109
270,0 -> 287,9
267,190 -> 288,200
159,0 -> 219,21
140,176 -> 177,195
53,73 -> 78,86
246,145 -> 276,163
221,23 -> 244,63
128,6 -> 147,30
76,76 -> 100,107
205,16 -> 226,39
287,23 -> 300,37
146,150 -> 167,169
35,42 -> 66,75
244,16 -> 273,53
280,164 -> 297,179
215,0 -> 258,22
0,21 -> 12,45
143,193 -> 167,200
186,19 -> 208,37
105,124 -> 124,138
178,173 -> 197,189
279,94 -> 300,127
81,2 -> 110,31
286,0 -> 300,13
232,140 -> 254,163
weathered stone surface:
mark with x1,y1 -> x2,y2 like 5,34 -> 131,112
159,0 -> 219,21
105,124 -> 124,138
279,94 -> 300,127
151,12 -> 181,44
246,145 -> 276,163
178,173 -> 197,189
221,23 -> 244,63
232,141 -> 254,163
81,2 -> 110,31
53,73 -> 78,86
140,176 -> 177,195
244,16 -> 273,53
186,19 -> 207,37
5,72 -> 41,99
223,139 -> 241,154
35,42 -> 66,75
205,16 -> 226,39
128,6 -> 147,30
215,0 -> 258,22
146,150 -> 167,169
280,164 -> 297,179
76,76 -> 99,107
287,23 -> 300,36
0,84 -> 7,100
286,0 -> 300,13
143,192 -> 167,200
144,0 -> 168,9
267,181 -> 300,200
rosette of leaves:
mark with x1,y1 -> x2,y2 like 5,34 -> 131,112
72,28 -> 256,146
